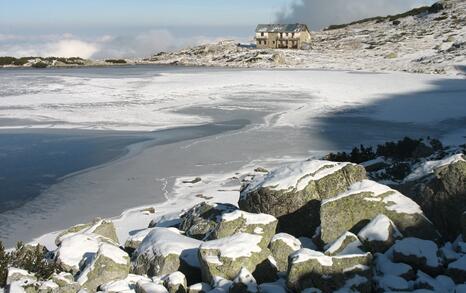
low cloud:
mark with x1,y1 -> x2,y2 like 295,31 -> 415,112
0,30 -> 243,59
276,0 -> 435,30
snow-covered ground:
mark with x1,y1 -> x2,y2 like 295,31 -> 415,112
0,66 -> 465,248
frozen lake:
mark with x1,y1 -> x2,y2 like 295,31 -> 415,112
0,65 -> 465,247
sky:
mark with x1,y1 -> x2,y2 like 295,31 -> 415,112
0,0 -> 435,59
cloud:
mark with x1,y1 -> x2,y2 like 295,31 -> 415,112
276,0 -> 435,30
0,30 -> 244,59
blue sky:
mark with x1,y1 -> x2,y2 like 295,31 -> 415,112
0,0 -> 435,58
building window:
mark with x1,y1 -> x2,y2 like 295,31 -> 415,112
261,32 -> 264,37
292,33 -> 295,38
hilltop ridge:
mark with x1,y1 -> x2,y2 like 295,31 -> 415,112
148,0 -> 466,75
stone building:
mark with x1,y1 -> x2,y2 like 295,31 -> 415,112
255,24 -> 311,49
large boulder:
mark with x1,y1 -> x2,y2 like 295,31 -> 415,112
54,233 -> 101,274
390,237 -> 442,276
212,210 -> 277,248
132,228 -> 202,278
163,271 -> 188,293
124,228 -> 154,254
320,180 -> 439,244
397,154 -> 466,240
446,255 -> 466,283
323,232 -> 364,256
179,202 -> 237,240
230,268 -> 258,293
239,160 -> 366,237
51,272 -> 81,293
373,253 -> 416,280
287,249 -> 372,292
198,233 -> 270,283
56,218 -> 119,246
268,233 -> 302,272
357,214 -> 402,253
77,242 -> 131,292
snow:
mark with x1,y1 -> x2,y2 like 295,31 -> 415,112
322,180 -> 394,205
405,153 -> 465,182
164,272 -> 186,286
98,242 -> 128,265
136,281 -> 168,293
334,275 -> 369,293
392,238 -> 440,268
415,271 -> 456,293
290,249 -> 333,266
135,228 -> 202,268
188,283 -> 212,292
200,233 -> 262,261
271,233 -> 302,251
324,232 -> 364,256
220,210 -> 277,225
448,255 -> 466,271
233,268 -> 257,293
375,253 -> 413,277
358,214 -> 401,242
54,233 -> 100,272
242,160 -> 350,194
375,274 -> 410,291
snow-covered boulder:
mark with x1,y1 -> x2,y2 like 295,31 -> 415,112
269,233 -> 302,272
357,214 -> 402,253
179,202 -> 237,240
212,210 -> 277,248
239,160 -> 366,237
287,249 -> 372,292
77,242 -> 131,292
375,274 -> 411,292
163,271 -> 187,293
230,268 -> 258,293
56,218 -> 119,246
100,274 -> 151,293
186,282 -> 211,293
6,268 -> 36,286
51,272 -> 81,293
257,279 -> 288,293
38,280 -> 60,292
390,238 -> 442,275
398,154 -> 466,240
414,271 -> 456,292
323,232 -> 364,256
132,228 -> 202,277
447,255 -> 466,283
135,280 -> 169,293
320,180 -> 439,244
124,228 -> 154,254
198,233 -> 270,283
374,253 -> 416,280
54,233 -> 101,274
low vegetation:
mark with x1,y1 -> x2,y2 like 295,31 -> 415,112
105,59 -> 127,64
0,241 -> 59,288
0,56 -> 86,67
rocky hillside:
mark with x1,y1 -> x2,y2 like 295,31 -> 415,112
1,140 -> 466,292
148,0 -> 466,75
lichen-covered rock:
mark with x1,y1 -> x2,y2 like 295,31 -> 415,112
56,218 -> 119,246
77,243 -> 130,292
446,255 -> 466,283
357,214 -> 402,253
213,210 -> 278,248
132,228 -> 202,278
230,268 -> 258,293
239,160 -> 366,237
187,282 -> 211,293
179,202 -> 237,240
268,233 -> 301,272
287,249 -> 372,292
199,233 -> 270,283
51,272 -> 81,293
390,237 -> 442,276
37,280 -> 60,293
397,154 -> 466,240
323,232 -> 364,256
320,180 -> 439,244
163,272 -> 187,293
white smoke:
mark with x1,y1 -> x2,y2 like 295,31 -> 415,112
276,0 -> 436,30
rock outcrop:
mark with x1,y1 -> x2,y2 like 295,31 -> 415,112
239,160 -> 366,237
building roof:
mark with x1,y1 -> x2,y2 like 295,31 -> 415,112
255,24 -> 309,33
